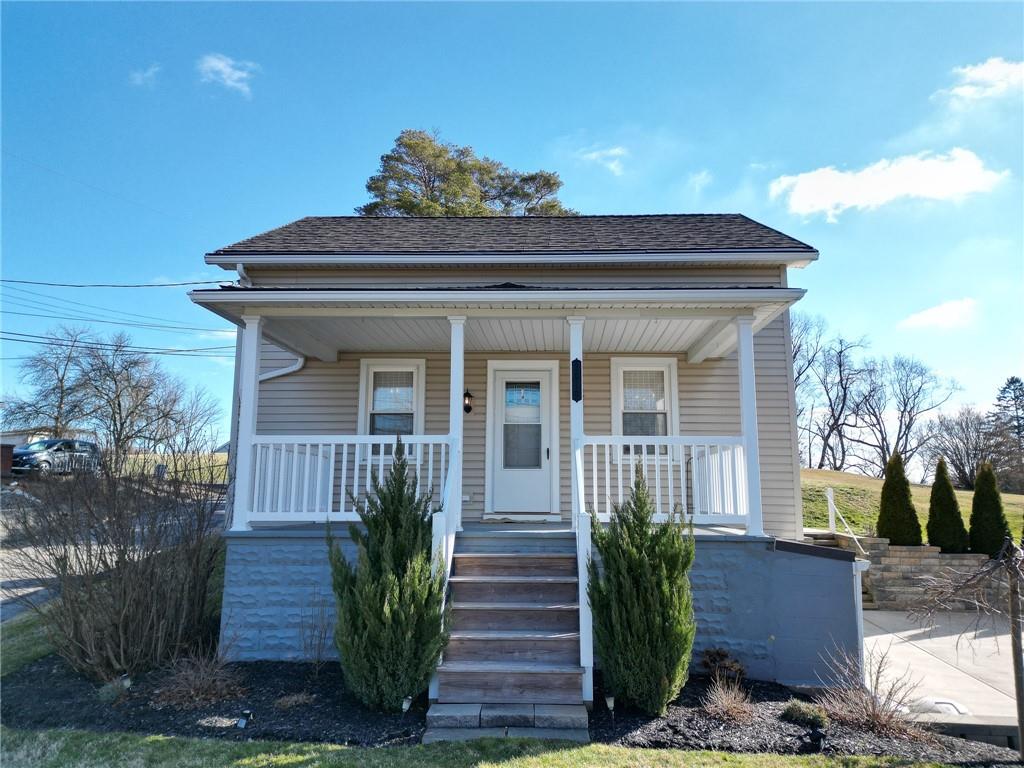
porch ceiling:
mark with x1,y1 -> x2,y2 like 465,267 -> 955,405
191,287 -> 803,362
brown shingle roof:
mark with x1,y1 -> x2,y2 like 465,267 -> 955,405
208,214 -> 815,256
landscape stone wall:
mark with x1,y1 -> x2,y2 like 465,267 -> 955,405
835,534 -> 1008,611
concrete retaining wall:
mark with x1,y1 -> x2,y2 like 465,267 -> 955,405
221,529 -> 864,687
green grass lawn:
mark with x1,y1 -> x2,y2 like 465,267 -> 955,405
0,610 -> 53,677
0,728 -> 955,768
801,468 -> 1024,541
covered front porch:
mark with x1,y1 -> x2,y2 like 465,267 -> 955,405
192,286 -> 803,539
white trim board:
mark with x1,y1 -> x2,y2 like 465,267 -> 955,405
207,250 -> 818,269
483,359 -> 561,521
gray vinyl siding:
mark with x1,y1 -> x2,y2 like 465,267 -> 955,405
245,266 -> 783,289
253,315 -> 802,540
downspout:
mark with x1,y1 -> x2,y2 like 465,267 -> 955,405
259,355 -> 305,382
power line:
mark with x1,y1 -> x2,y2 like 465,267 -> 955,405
0,336 -> 233,359
1,330 -> 233,353
1,309 -> 231,334
1,278 -> 225,288
2,284 -> 223,327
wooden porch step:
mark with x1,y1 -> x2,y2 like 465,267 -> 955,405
452,552 -> 577,576
436,661 -> 584,705
450,575 -> 579,602
451,601 -> 579,632
446,630 -> 580,663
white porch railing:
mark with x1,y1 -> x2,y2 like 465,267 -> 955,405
247,434 -> 451,523
578,435 -> 748,525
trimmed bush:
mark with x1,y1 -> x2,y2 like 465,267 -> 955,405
926,458 -> 969,553
876,452 -> 922,546
588,464 -> 696,716
781,698 -> 829,729
327,439 -> 448,711
969,462 -> 1012,558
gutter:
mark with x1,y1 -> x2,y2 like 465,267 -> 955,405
206,249 -> 819,269
259,354 -> 305,382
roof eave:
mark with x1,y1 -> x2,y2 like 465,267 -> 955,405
205,249 -> 819,270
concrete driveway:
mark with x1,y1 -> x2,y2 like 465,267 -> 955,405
864,610 -> 1015,718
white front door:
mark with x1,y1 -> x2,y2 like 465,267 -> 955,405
488,364 -> 558,515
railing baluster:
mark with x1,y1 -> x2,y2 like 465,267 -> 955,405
590,445 -> 597,519
653,442 -> 662,517
326,444 -> 336,516
427,442 -> 434,495
679,444 -> 688,517
603,445 -> 610,519
339,444 -> 348,517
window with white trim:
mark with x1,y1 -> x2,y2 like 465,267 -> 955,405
358,359 -> 426,454
611,358 -> 679,455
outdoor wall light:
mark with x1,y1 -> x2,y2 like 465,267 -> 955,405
463,390 -> 474,414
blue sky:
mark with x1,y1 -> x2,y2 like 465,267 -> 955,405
3,2 -> 1022,440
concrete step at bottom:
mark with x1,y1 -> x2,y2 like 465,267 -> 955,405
422,726 -> 589,744
425,702 -> 589,729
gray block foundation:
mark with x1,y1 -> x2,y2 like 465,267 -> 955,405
220,527 -> 863,687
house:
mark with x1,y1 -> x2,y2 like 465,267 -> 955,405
192,215 -> 865,716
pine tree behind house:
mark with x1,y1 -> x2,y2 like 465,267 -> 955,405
969,462 -> 1012,558
926,457 -> 969,553
327,439 -> 449,711
588,464 -> 696,716
876,452 -> 922,546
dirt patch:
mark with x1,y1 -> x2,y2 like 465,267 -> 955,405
590,675 -> 1021,765
1,655 -> 424,747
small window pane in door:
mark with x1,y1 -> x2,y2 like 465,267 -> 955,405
503,381 -> 542,469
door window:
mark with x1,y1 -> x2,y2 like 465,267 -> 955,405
503,381 -> 542,469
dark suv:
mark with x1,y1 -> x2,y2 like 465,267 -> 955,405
12,439 -> 101,475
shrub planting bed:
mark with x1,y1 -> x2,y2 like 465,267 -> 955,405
1,655 -> 425,747
4,656 -> 1020,763
588,676 -> 1019,764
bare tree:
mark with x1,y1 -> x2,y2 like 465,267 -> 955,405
1,326 -> 93,437
922,407 -> 993,489
790,312 -> 827,398
848,356 -> 957,477
73,334 -> 216,473
808,336 -> 868,470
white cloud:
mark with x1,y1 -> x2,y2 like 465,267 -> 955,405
129,64 -> 161,88
769,148 -> 1008,222
687,169 -> 712,195
578,145 -> 628,176
196,53 -> 259,98
899,298 -> 978,330
936,57 -> 1024,105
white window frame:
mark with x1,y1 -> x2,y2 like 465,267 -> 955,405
357,359 -> 426,451
610,357 -> 679,456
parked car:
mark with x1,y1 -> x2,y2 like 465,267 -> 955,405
11,439 -> 101,475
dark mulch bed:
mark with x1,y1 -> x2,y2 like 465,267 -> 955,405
1,655 -> 424,747
590,675 -> 1022,765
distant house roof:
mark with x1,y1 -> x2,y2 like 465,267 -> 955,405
207,214 -> 816,259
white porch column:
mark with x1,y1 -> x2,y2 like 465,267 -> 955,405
231,314 -> 263,531
447,316 -> 466,531
568,317 -> 585,520
736,315 -> 765,537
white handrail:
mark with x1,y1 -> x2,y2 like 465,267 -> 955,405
573,442 -> 594,704
826,487 -> 867,555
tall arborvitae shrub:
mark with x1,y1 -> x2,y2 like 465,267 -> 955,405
588,464 -> 696,716
926,458 -> 969,553
969,462 -> 1011,558
327,439 -> 448,711
876,452 -> 922,546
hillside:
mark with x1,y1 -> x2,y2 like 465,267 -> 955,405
801,468 -> 1024,541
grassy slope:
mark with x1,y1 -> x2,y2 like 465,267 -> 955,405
0,728 -> 952,768
0,611 -> 53,677
802,468 -> 1024,541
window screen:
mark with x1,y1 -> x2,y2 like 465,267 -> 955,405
369,370 -> 415,451
622,369 -> 668,453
